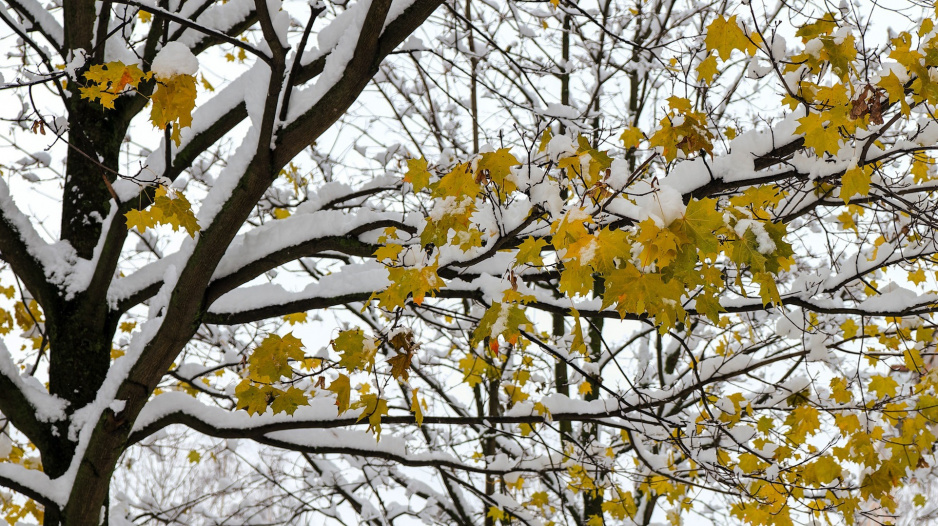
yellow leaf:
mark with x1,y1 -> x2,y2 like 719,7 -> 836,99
796,112 -> 840,156
374,243 -> 404,263
578,380 -> 593,396
841,165 -> 871,203
785,405 -> 820,442
186,450 -> 201,463
830,377 -> 853,404
234,379 -> 268,415
125,186 -> 201,237
459,354 -> 492,387
327,374 -> 351,414
868,374 -> 898,399
150,73 -> 198,145
705,15 -> 758,61
404,156 -> 431,191
477,148 -> 521,194
879,71 -> 909,115
283,312 -> 307,325
619,126 -> 644,149
696,53 -> 720,84
248,332 -> 305,382
514,236 -> 548,267
411,388 -> 425,426
80,61 -> 149,109
840,318 -> 859,339
795,12 -> 838,42
269,386 -> 309,415
908,268 -> 927,285
538,127 -> 553,152
353,393 -> 389,439
333,329 -> 377,373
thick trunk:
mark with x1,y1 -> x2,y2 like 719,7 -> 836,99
41,85 -> 128,525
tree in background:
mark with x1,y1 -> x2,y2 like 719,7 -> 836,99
1,0 -> 938,525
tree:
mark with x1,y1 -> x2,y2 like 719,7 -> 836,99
2,0 -> 938,524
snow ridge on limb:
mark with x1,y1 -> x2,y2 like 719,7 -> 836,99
3,0 -> 64,51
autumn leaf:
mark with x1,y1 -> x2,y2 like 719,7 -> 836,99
705,15 -> 758,61
696,53 -> 719,84
477,148 -> 520,194
796,111 -> 840,155
333,329 -> 377,373
125,186 -> 201,237
283,312 -> 307,325
150,73 -> 197,145
327,374 -> 351,414
841,165 -> 871,203
404,156 -> 432,191
619,126 -> 644,149
676,198 -> 723,256
868,375 -> 898,399
514,236 -> 548,267
80,62 -> 149,109
411,388 -> 425,426
235,380 -> 269,415
354,393 -> 389,439
387,349 -> 414,381
248,332 -> 305,383
470,302 -> 534,348
269,386 -> 309,415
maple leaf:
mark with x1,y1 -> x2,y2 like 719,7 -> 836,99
840,318 -> 859,339
785,405 -> 821,443
333,329 -> 377,373
908,268 -> 927,285
795,12 -> 838,42
802,456 -> 842,486
80,62 -> 149,109
269,386 -> 309,415
404,156 -> 431,191
559,263 -> 595,297
705,15 -> 758,61
696,54 -> 720,84
354,394 -> 389,439
538,127 -> 552,153
477,148 -> 520,194
796,112 -> 840,155
387,349 -> 414,381
150,73 -> 197,145
550,209 -> 593,251
376,261 -> 443,310
283,312 -> 307,325
840,165 -> 871,203
878,71 -> 909,115
753,272 -> 782,306
470,302 -> 533,348
514,236 -> 548,267
676,198 -> 723,256
868,375 -> 898,399
730,228 -> 768,272
592,227 -> 633,274
125,186 -> 201,237
431,162 -> 479,199
635,219 -> 681,268
459,354 -> 492,387
410,388 -> 425,426
374,243 -> 404,263
248,332 -> 305,382
327,374 -> 351,414
619,126 -> 644,149
235,380 -> 269,415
